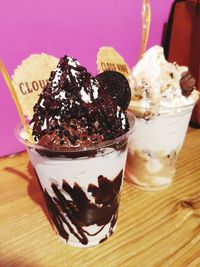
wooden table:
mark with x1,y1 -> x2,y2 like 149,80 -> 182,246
0,127 -> 200,267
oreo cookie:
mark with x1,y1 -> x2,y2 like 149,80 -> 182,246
96,71 -> 131,110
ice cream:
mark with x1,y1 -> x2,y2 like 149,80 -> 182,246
18,56 -> 134,247
129,45 -> 198,116
126,45 -> 199,190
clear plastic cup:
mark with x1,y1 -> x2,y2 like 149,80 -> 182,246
126,101 -> 198,191
17,112 -> 134,247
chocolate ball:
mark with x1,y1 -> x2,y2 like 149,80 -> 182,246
180,71 -> 196,97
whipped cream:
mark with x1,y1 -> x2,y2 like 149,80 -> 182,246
129,46 -> 199,112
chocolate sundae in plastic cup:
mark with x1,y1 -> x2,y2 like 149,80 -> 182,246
17,56 -> 134,247
126,46 -> 199,191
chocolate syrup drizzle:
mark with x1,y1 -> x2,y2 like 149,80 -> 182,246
43,170 -> 123,246
31,56 -> 129,149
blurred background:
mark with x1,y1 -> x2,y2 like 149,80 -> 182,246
0,0 -> 199,156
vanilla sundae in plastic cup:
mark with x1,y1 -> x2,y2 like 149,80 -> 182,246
126,46 -> 199,191
17,56 -> 134,247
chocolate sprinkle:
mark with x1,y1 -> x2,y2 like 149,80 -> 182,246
30,56 -> 129,149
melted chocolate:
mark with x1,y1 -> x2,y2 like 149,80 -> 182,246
43,170 -> 123,246
35,137 -> 128,159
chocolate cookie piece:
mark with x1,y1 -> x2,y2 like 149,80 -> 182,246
180,71 -> 196,97
96,71 -> 131,110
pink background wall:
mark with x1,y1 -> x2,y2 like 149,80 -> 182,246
0,0 -> 173,156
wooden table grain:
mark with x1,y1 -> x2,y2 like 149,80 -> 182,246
0,127 -> 200,267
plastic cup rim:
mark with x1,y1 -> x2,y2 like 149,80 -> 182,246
129,96 -> 199,116
16,111 -> 135,153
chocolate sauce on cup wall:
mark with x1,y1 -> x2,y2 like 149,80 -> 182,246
42,170 -> 123,245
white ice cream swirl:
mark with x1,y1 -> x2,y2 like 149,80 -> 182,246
129,46 -> 199,113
